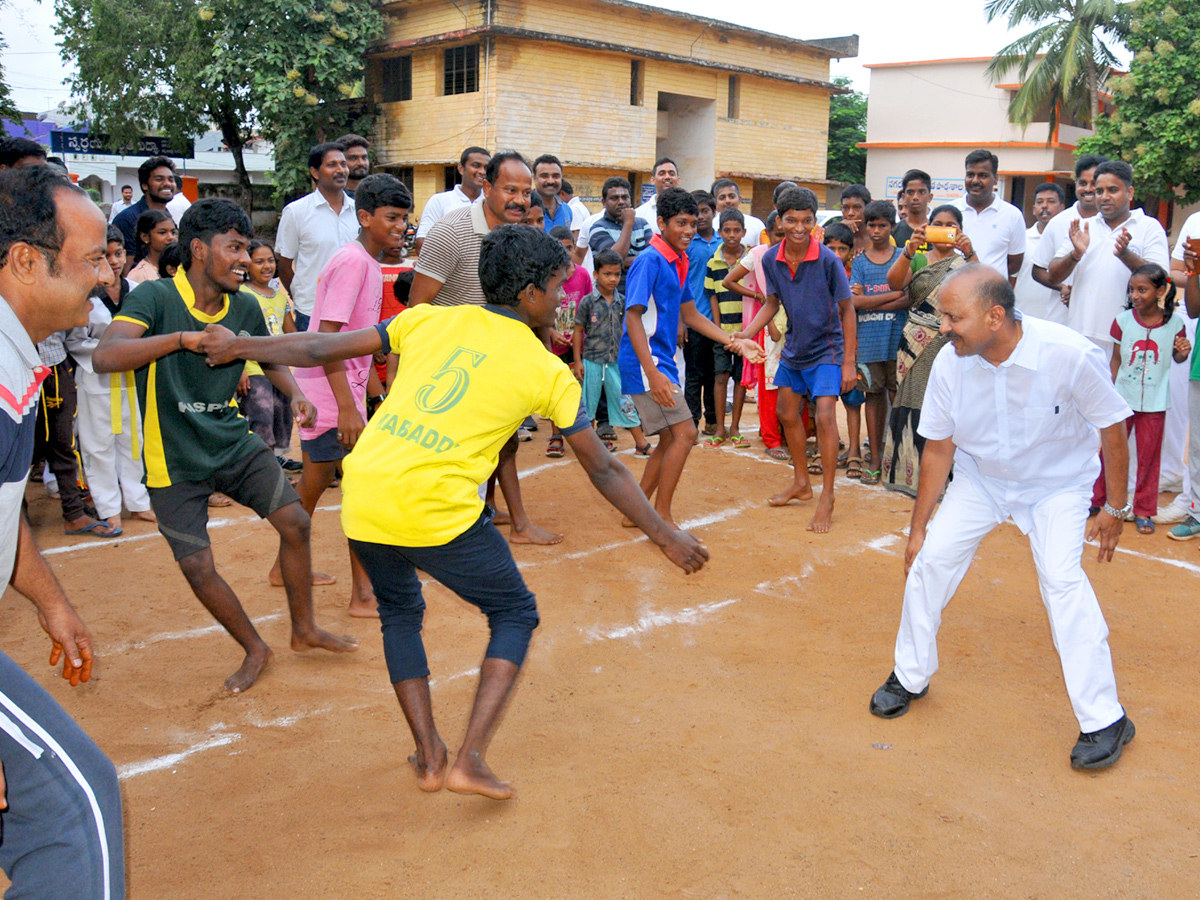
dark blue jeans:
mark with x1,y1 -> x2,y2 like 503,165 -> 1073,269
350,510 -> 540,682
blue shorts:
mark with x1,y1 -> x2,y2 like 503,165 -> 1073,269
300,426 -> 345,463
774,363 -> 842,399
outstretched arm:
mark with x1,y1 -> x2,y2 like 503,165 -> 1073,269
198,322 -> 385,369
565,426 -> 709,574
93,319 -> 202,373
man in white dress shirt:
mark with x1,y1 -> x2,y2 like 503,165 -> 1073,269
634,157 -> 679,235
712,178 -> 765,245
951,149 -> 1026,283
414,146 -> 490,256
870,265 -> 1137,770
1030,154 -> 1108,303
1014,182 -> 1065,322
1047,160 -> 1170,353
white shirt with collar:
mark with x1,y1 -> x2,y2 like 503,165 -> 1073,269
1171,210 -> 1200,262
919,313 -> 1132,533
415,185 -> 477,239
1031,201 -> 1094,272
1014,224 -> 1067,325
108,200 -> 133,223
275,189 -> 359,316
166,192 -> 191,223
1054,208 -> 1170,346
635,194 -> 659,235
951,194 -> 1027,275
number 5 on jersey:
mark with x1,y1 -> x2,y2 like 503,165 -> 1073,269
414,346 -> 487,414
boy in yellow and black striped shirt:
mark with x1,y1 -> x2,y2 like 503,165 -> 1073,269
702,208 -> 749,446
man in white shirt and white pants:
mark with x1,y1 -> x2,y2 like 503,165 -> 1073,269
870,265 -> 1136,770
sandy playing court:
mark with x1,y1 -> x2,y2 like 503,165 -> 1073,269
7,412 -> 1199,898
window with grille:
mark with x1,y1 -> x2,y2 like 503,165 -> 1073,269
630,60 -> 644,106
443,45 -> 479,95
727,75 -> 740,119
382,55 -> 412,103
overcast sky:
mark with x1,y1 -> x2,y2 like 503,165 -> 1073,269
0,0 -> 1093,113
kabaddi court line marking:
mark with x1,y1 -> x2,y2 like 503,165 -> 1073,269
582,598 -> 739,642
117,733 -> 241,780
112,614 -> 284,654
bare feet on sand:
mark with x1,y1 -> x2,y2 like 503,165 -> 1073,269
768,483 -> 814,507
445,750 -> 515,800
347,594 -> 379,618
225,646 -> 274,693
289,628 -> 359,654
129,510 -> 157,523
408,740 -> 449,792
491,508 -> 512,526
622,513 -> 677,530
807,496 -> 835,534
508,522 -> 563,545
269,568 -> 337,587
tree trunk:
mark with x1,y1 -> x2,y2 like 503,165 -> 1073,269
215,107 -> 254,214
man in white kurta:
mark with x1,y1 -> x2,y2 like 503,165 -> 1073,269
870,265 -> 1137,770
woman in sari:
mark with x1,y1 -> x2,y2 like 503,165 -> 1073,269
880,204 -> 977,496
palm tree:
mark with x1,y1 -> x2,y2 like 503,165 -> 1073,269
984,0 -> 1130,140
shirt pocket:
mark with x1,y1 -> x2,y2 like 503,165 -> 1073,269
1023,406 -> 1059,445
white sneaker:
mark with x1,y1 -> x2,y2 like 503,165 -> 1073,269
1152,498 -> 1191,524
517,427 -> 532,442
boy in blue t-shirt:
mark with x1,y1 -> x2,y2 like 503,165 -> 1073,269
739,187 -> 856,533
618,187 -> 761,527
850,200 -> 909,485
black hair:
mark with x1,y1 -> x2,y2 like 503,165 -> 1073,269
823,222 -> 854,247
901,169 -> 932,192
863,199 -> 896,226
928,203 -> 964,228
772,181 -> 799,203
593,248 -> 623,271
549,225 -> 574,241
0,165 -> 87,273
653,157 -> 677,175
532,154 -> 562,173
1095,160 -> 1134,187
602,176 -> 632,200
1034,182 -> 1066,205
485,149 -> 529,185
526,190 -> 545,209
177,198 -> 253,270
137,156 -> 175,192
1127,263 -> 1177,316
393,268 -> 414,306
841,184 -> 871,206
353,173 -> 412,214
1075,153 -> 1109,179
307,142 -> 347,172
765,210 -> 779,232
460,146 -> 490,167
157,242 -> 183,279
335,133 -> 370,151
559,179 -> 573,195
691,189 -> 716,212
718,208 -> 745,229
656,186 -> 698,222
120,184 -> 132,191
105,225 -> 124,246
136,209 -> 174,245
776,186 -> 819,216
0,137 -> 48,167
247,238 -> 272,256
964,149 -> 999,175
478,224 -> 569,307
710,177 -> 739,197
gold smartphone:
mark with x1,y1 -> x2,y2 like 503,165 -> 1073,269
925,226 -> 958,245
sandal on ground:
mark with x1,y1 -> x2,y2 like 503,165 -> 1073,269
634,443 -> 652,457
64,520 -> 123,538
861,468 -> 882,485
597,425 -> 617,441
603,440 -> 618,453
729,434 -> 749,449
207,492 -> 232,507
1136,516 -> 1155,534
703,436 -> 728,448
845,456 -> 864,479
765,446 -> 791,461
546,436 -> 565,458
808,459 -> 823,476
837,449 -> 849,468
702,423 -> 718,436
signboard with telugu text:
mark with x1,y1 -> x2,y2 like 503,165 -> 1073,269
50,131 -> 194,159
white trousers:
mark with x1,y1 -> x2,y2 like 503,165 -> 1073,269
76,388 -> 150,519
894,475 -> 1123,733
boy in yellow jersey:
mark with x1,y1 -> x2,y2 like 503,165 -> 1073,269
195,225 -> 709,800
94,199 -> 359,694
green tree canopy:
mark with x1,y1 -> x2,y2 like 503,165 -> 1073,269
1078,0 -> 1200,203
827,74 -> 866,186
0,3 -> 23,123
985,0 -> 1130,140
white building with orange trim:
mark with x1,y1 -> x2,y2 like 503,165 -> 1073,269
858,56 -> 1110,218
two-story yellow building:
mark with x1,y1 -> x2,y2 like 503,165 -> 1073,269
365,0 -> 856,220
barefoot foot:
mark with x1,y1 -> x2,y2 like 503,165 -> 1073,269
129,509 -> 157,523
269,568 -> 337,587
508,522 -> 563,545
290,628 -> 359,653
807,497 -> 835,533
445,750 -> 515,800
225,646 -> 274,693
491,508 -> 512,526
768,483 -> 814,507
408,740 -> 449,792
347,594 -> 380,618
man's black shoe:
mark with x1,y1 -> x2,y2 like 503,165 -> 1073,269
869,671 -> 928,719
1070,714 -> 1135,770
276,455 -> 303,472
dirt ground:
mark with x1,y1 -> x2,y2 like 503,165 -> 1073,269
5,406 -> 1200,899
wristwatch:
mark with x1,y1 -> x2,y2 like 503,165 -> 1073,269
1103,501 -> 1132,520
